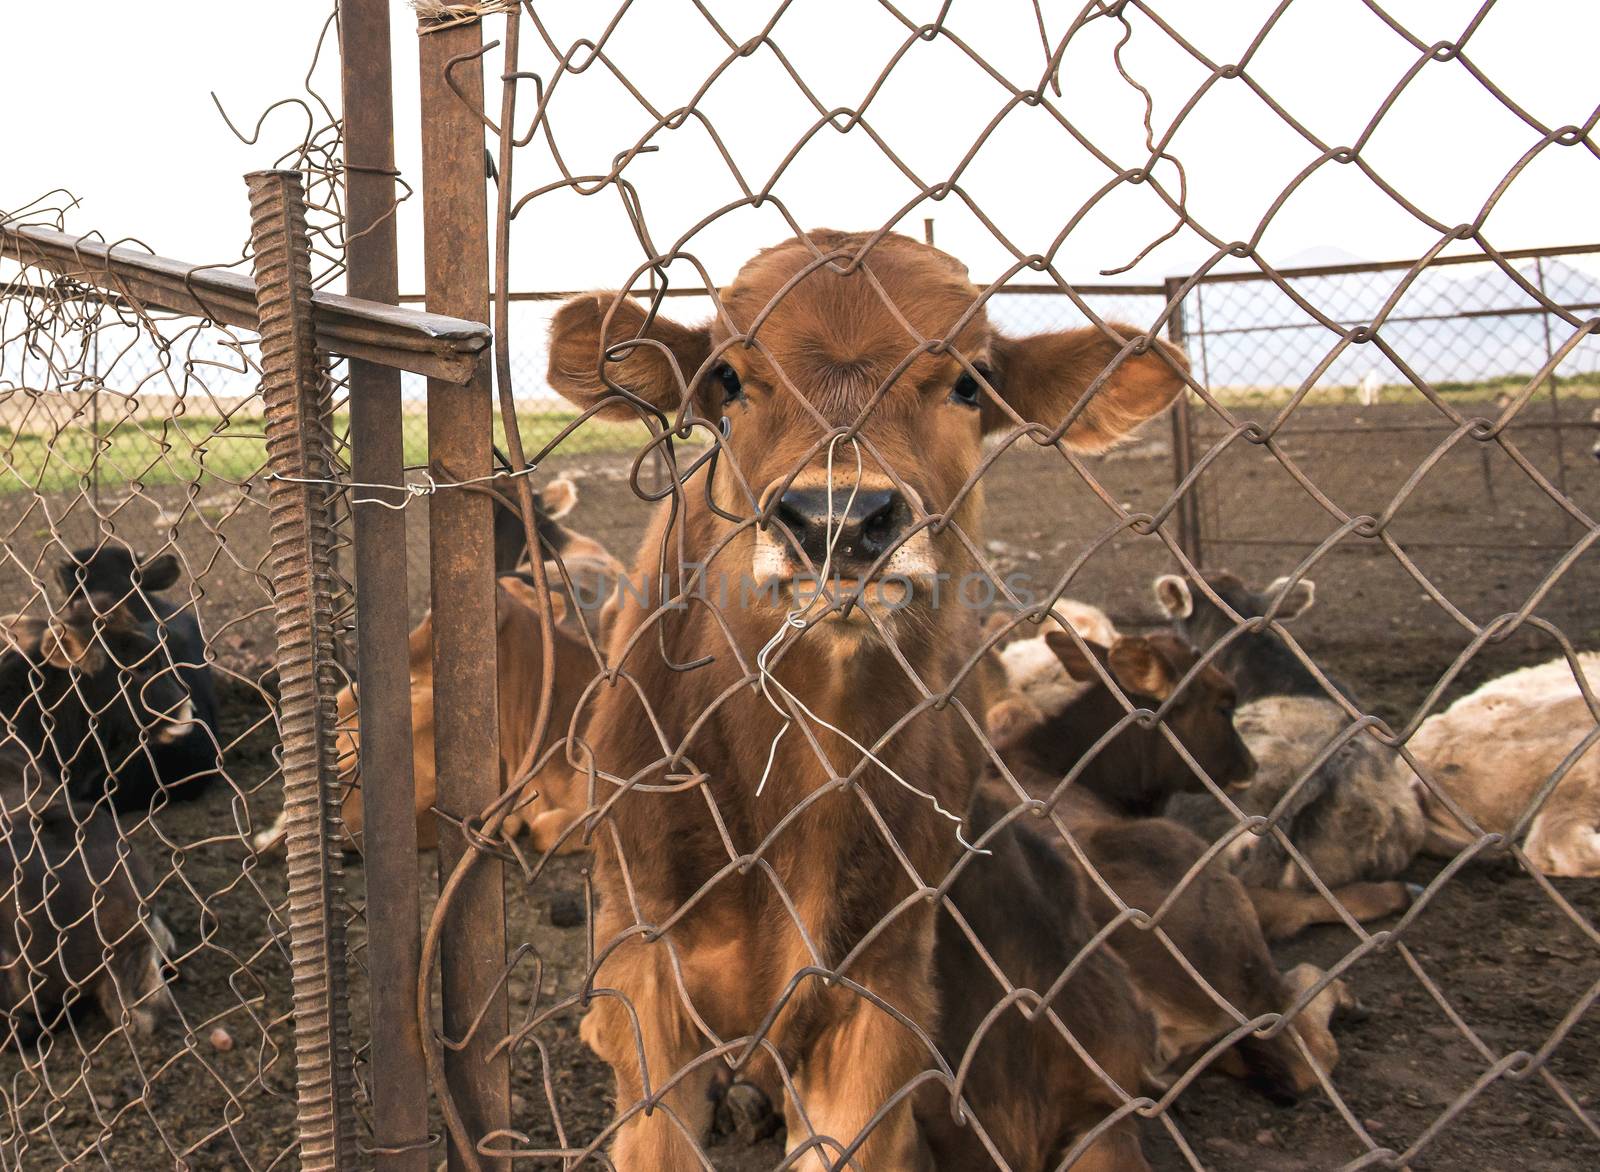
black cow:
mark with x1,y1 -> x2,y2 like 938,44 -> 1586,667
489,475 -> 585,574
0,742 -> 173,1047
1,594 -> 210,811
1153,569 -> 1353,703
55,546 -> 221,805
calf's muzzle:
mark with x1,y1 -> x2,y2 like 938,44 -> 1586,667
771,486 -> 911,577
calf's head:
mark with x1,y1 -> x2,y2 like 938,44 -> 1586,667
1,595 -> 197,780
490,475 -> 620,577
1044,629 -> 1254,802
56,545 -> 181,621
1154,569 -> 1315,654
548,230 -> 1187,640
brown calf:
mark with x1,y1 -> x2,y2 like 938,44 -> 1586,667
545,230 -> 1186,1170
992,630 -> 1356,1098
350,575 -> 599,850
919,779 -> 1159,1170
253,482 -> 620,855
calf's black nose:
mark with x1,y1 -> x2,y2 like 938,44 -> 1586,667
772,487 -> 908,574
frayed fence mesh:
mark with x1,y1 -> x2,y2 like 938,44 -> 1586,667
1,2 -> 1597,1171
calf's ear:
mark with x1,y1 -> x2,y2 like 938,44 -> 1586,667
539,477 -> 578,521
547,294 -> 712,421
1153,574 -> 1193,619
985,323 -> 1188,451
1043,628 -> 1101,680
1265,576 -> 1315,620
138,554 -> 182,592
1106,635 -> 1178,702
986,696 -> 1043,747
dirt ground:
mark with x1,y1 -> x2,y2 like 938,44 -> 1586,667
0,396 -> 1595,1168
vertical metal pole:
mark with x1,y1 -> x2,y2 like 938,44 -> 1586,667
1534,256 -> 1573,510
923,217 -> 935,246
89,329 -> 100,512
418,14 -> 510,1169
339,2 -> 431,1168
248,167 -> 355,1172
1165,276 -> 1203,566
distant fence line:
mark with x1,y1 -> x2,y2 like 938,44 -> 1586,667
6,245 -> 1599,508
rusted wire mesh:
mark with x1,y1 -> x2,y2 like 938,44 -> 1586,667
0,1 -> 1596,1170
0,10 -> 382,1165
401,2 -> 1598,1170
0,204 -> 315,1169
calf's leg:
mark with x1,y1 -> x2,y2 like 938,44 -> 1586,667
581,939 -> 717,1172
1247,881 -> 1414,941
785,997 -> 933,1172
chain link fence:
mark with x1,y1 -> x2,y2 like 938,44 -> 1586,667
1,1 -> 1597,1170
0,217 -> 323,1169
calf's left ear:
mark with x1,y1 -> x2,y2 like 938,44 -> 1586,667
1043,628 -> 1101,680
1265,576 -> 1315,620
985,323 -> 1188,451
138,554 -> 182,592
40,613 -> 106,674
539,478 -> 578,521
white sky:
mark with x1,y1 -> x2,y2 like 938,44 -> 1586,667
5,0 -> 1598,295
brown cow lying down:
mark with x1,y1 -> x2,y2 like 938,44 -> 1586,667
253,481 -> 620,854
989,630 -> 1358,1099
1411,652 -> 1600,876
545,230 -> 1186,1170
254,575 -> 604,855
919,781 -> 1158,1171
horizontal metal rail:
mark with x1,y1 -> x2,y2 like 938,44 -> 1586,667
2,224 -> 489,384
1189,300 -> 1600,340
1183,241 -> 1600,286
1192,418 -> 1600,440
393,243 -> 1600,309
396,280 -> 1172,303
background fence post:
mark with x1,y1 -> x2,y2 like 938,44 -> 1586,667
1164,275 -> 1203,567
417,11 -> 512,1169
339,1 -> 432,1167
247,167 -> 356,1172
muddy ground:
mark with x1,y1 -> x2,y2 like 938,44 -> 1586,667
0,397 -> 1595,1168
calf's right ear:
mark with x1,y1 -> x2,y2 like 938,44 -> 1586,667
1154,574 -> 1193,619
546,294 -> 713,420
1043,628 -> 1100,680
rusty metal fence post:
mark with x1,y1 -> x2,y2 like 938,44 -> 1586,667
247,167 -> 356,1171
340,0 -> 433,1166
417,11 -> 512,1169
1164,275 -> 1203,566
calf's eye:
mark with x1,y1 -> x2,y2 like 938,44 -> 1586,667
713,362 -> 744,406
949,366 -> 989,409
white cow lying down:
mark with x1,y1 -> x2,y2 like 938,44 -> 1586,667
1412,652 -> 1600,877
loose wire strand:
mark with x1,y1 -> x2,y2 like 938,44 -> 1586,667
751,434 -> 987,854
